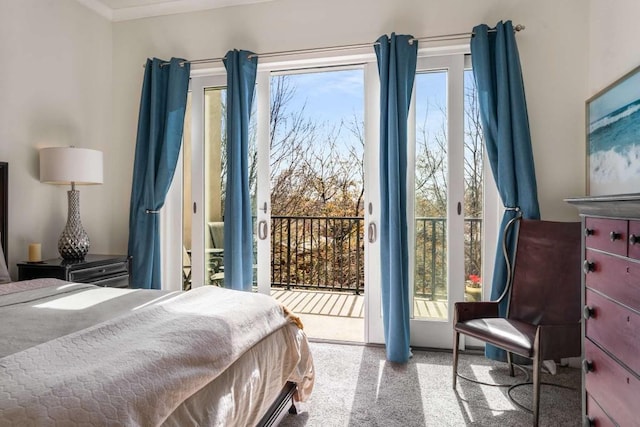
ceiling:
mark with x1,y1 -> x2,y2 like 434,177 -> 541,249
77,0 -> 273,21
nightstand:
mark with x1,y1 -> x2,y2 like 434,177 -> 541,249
17,254 -> 131,288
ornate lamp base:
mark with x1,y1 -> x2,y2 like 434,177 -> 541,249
58,189 -> 90,260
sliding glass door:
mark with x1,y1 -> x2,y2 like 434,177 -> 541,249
165,51 -> 496,351
184,75 -> 225,289
171,74 -> 257,290
255,65 -> 371,342
407,54 -> 496,349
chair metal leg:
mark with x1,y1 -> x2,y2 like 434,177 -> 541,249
452,330 -> 460,388
532,351 -> 541,427
507,351 -> 515,377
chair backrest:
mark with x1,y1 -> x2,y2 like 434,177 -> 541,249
208,221 -> 224,249
507,219 -> 582,326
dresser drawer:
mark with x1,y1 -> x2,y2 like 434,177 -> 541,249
91,273 -> 129,288
585,218 -> 628,256
68,261 -> 129,283
585,289 -> 640,374
629,220 -> 640,260
585,249 -> 640,312
584,339 -> 640,427
586,394 -> 615,427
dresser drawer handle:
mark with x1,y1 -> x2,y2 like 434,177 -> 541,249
583,305 -> 595,319
583,416 -> 594,427
584,228 -> 595,237
582,359 -> 594,374
583,260 -> 595,274
610,231 -> 622,241
630,234 -> 639,245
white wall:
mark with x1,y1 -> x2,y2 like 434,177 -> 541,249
112,0 -> 589,230
589,0 -> 640,95
0,0 -> 112,277
1,0 -> 593,277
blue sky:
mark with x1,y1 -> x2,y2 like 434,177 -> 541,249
273,68 -> 452,153
281,69 -> 364,128
268,67 -> 481,154
415,71 -> 447,140
280,68 -> 450,131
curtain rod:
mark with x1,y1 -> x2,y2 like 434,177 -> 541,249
155,24 -> 525,67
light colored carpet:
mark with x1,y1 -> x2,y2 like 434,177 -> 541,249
279,341 -> 580,427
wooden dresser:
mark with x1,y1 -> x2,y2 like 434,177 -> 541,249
566,195 -> 640,426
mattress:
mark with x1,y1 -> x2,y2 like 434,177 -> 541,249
0,279 -> 314,426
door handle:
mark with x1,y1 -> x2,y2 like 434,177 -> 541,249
258,220 -> 268,240
368,222 -> 377,243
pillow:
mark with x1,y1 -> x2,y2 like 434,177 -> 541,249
0,244 -> 11,283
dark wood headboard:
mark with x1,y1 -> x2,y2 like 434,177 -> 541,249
0,162 -> 7,263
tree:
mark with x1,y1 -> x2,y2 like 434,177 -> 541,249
266,74 -> 366,291
463,76 -> 484,282
217,71 -> 484,296
413,75 -> 485,298
415,101 -> 448,299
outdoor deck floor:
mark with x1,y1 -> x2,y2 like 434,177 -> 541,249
271,289 -> 365,318
271,288 -> 449,319
271,288 -> 448,342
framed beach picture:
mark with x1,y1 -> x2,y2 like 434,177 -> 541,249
587,64 -> 640,196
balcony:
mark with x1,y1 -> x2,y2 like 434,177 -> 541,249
183,215 -> 480,340
268,215 -> 482,341
270,215 -> 364,294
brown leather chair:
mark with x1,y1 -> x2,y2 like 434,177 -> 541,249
452,217 -> 582,426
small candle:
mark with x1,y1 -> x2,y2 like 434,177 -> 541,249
28,243 -> 41,262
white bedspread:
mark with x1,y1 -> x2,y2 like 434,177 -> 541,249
0,285 -> 301,426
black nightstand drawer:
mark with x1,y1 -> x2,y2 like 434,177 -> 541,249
69,261 -> 129,283
91,273 -> 130,288
18,255 -> 132,288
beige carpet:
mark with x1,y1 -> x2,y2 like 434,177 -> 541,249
279,341 -> 581,426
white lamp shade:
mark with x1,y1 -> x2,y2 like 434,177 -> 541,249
40,147 -> 103,185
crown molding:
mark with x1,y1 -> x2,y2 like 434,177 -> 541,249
75,0 -> 114,20
76,0 -> 274,22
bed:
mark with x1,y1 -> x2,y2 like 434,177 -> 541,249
0,164 -> 314,426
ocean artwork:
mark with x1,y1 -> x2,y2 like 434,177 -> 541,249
588,67 -> 640,196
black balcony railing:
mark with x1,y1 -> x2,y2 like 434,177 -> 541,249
271,216 -> 364,293
270,216 -> 482,299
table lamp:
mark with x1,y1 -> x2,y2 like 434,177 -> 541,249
39,147 -> 103,260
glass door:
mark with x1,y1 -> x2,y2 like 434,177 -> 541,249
184,74 -> 259,290
166,52 -> 495,351
177,74 -> 229,289
407,54 -> 495,349
257,65 -> 368,342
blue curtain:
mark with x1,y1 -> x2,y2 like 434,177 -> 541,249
470,21 -> 540,361
222,50 -> 257,291
128,58 -> 190,289
375,34 -> 418,363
